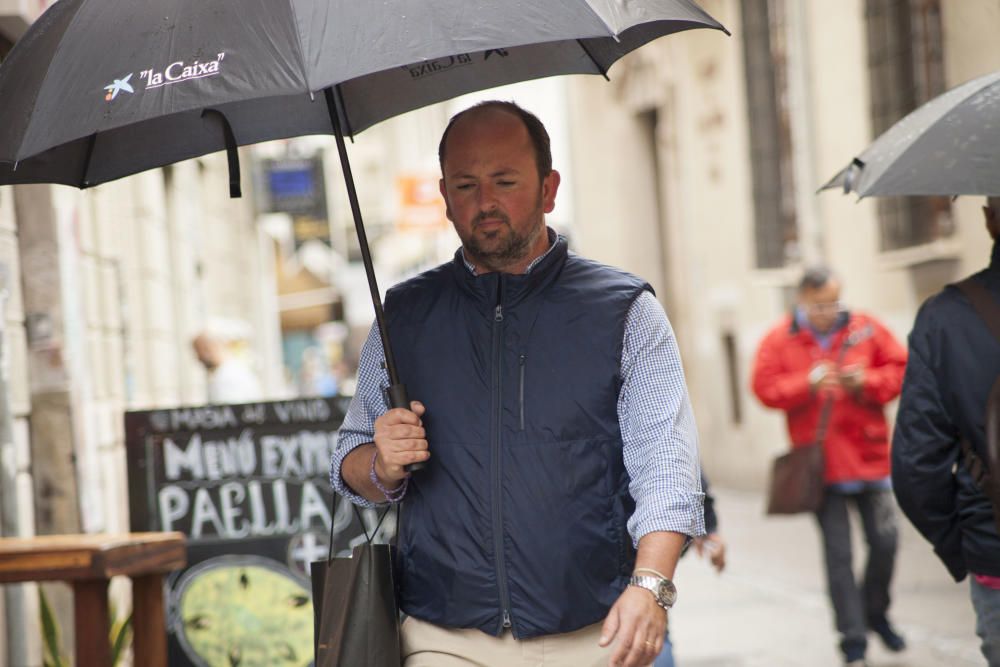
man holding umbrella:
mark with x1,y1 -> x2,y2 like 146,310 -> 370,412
892,198 -> 1000,666
331,101 -> 704,667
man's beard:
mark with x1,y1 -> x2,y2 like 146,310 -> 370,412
463,207 -> 545,273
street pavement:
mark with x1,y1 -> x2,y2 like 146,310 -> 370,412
668,487 -> 984,667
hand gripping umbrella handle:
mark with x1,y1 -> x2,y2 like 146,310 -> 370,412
387,383 -> 426,473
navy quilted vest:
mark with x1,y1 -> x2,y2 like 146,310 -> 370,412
385,236 -> 651,639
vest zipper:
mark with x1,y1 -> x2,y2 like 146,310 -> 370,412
491,276 -> 513,634
518,355 -> 526,431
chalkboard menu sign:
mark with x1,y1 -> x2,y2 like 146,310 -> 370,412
126,397 -> 390,667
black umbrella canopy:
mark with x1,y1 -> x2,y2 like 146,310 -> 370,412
0,0 -> 727,188
822,69 -> 1000,197
0,0 -> 728,456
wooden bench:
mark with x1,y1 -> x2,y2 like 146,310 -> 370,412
0,532 -> 186,666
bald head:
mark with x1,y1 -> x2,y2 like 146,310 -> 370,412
439,101 -> 552,181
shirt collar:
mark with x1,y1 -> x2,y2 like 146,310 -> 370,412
461,227 -> 557,276
793,306 -> 849,350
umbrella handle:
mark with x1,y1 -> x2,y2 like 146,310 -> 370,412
387,383 -> 427,473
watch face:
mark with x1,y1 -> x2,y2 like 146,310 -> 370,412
658,579 -> 678,606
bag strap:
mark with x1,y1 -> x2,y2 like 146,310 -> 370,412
326,491 -> 339,561
955,278 -> 1000,344
355,503 -> 397,545
813,323 -> 874,447
324,492 -> 398,563
813,397 -> 835,447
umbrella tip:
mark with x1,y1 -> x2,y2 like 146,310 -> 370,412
843,157 -> 866,194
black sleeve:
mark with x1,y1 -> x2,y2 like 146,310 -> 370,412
702,471 -> 718,535
891,308 -> 967,581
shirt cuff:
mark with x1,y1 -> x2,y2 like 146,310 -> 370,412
628,491 -> 707,547
329,436 -> 379,509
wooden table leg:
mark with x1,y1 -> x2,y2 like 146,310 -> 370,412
132,573 -> 168,667
73,579 -> 112,666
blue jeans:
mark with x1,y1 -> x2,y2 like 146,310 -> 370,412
971,577 -> 1000,667
653,632 -> 674,667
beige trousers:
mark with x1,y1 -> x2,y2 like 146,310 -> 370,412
401,615 -> 614,667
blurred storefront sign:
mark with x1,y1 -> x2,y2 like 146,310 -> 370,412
259,157 -> 330,249
125,397 -> 383,666
396,172 -> 447,232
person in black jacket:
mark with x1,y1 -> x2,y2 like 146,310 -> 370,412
892,197 -> 1000,667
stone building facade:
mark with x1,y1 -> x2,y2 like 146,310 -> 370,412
0,12 -> 283,653
568,0 -> 1000,489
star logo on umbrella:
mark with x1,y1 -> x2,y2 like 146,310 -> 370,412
104,73 -> 134,101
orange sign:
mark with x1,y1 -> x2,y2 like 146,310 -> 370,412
396,173 -> 447,231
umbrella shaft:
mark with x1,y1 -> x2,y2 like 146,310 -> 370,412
323,88 -> 402,389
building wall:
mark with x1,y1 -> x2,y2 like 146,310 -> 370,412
568,0 -> 1000,489
67,154 -> 281,536
570,0 -> 777,487
0,173 -> 39,667
0,171 -> 31,532
0,151 -> 283,664
1,6 -> 274,665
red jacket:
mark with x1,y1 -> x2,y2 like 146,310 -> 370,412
751,311 -> 907,484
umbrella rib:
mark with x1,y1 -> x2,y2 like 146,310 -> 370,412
14,0 -> 91,163
576,39 -> 610,81
283,0 -> 313,92
80,133 -> 97,188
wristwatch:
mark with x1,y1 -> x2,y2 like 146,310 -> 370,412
628,575 -> 677,610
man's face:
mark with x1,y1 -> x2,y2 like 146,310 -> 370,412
799,279 -> 843,334
439,109 -> 560,273
192,335 -> 223,370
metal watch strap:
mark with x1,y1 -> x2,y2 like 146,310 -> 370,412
628,575 -> 676,609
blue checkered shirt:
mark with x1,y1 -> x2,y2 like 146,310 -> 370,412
330,246 -> 705,545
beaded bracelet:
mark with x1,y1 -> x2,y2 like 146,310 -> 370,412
370,449 -> 408,502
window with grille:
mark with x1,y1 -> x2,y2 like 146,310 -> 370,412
741,0 -> 799,269
865,0 -> 953,251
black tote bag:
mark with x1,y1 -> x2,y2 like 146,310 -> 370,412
312,502 -> 401,667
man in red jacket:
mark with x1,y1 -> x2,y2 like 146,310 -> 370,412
751,267 -> 908,667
